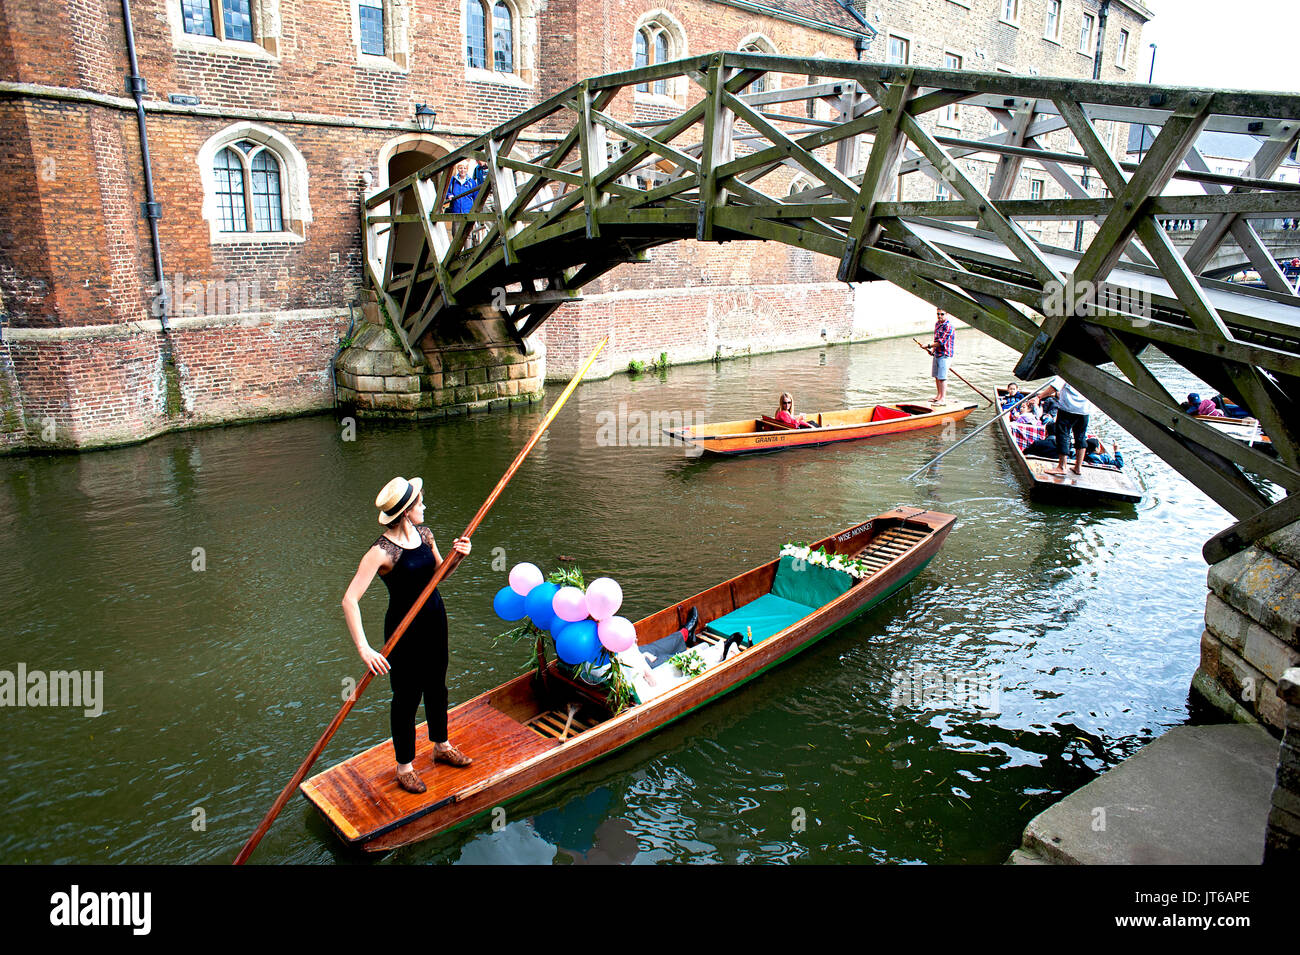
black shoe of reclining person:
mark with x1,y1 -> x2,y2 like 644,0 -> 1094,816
722,631 -> 750,659
683,606 -> 701,646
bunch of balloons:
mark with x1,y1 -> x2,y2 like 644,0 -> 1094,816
493,562 -> 637,666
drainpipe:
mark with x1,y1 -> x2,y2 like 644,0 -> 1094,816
120,0 -> 171,328
839,0 -> 877,55
1092,0 -> 1111,81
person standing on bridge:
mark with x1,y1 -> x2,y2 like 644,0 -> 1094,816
921,308 -> 955,404
444,160 -> 481,215
342,477 -> 474,795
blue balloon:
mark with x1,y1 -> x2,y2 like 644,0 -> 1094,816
554,618 -> 600,665
524,582 -> 560,631
493,586 -> 527,622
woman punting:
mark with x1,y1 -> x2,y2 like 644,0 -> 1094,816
342,476 -> 473,794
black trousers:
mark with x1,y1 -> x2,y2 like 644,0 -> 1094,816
387,628 -> 449,764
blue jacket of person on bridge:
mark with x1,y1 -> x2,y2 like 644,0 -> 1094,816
445,164 -> 480,214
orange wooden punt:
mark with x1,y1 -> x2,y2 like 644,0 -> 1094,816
995,388 -> 1143,504
662,400 -> 978,456
300,506 -> 956,852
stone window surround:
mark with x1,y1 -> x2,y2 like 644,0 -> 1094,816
166,0 -> 282,59
463,0 -> 537,87
938,49 -> 964,128
885,31 -> 912,66
737,33 -> 778,94
1116,27 -> 1130,69
1043,0 -> 1062,44
633,9 -> 688,105
347,0 -> 412,72
197,123 -> 312,244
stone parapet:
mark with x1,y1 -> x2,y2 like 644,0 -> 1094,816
1196,523 -> 1300,734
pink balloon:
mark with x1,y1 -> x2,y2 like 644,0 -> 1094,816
509,562 -> 544,597
551,586 -> 589,623
585,577 -> 623,621
598,616 -> 636,653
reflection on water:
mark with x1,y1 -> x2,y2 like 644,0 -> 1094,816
0,332 -> 1234,864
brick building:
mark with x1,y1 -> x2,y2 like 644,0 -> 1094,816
0,0 -> 1149,451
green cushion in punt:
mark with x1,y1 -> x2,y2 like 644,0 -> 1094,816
769,555 -> 855,609
704,556 -> 856,645
704,592 -> 816,644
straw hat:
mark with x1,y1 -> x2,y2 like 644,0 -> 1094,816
375,476 -> 423,525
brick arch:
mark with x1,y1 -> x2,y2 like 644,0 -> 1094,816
377,133 -> 453,191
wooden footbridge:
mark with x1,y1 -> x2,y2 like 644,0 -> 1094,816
363,52 -> 1300,560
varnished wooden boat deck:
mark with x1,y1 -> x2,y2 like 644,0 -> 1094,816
301,699 -> 554,844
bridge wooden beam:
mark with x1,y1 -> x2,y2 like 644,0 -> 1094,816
837,74 -> 914,283
697,62 -> 736,241
1014,94 -> 1208,381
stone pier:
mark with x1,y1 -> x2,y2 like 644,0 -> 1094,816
335,299 -> 545,418
1194,521 -> 1300,731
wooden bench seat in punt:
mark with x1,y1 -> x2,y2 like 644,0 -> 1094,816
300,697 -> 554,844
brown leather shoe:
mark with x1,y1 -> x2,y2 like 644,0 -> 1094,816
433,742 -> 473,768
396,769 -> 427,794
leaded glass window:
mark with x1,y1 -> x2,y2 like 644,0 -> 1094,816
223,0 -> 253,42
360,0 -> 385,56
467,0 -> 487,69
492,2 -> 512,73
214,148 -> 247,233
182,0 -> 216,37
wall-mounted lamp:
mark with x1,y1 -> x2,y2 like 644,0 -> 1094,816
415,104 -> 437,132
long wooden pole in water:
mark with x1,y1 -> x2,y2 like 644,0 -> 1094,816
232,336 -> 608,865
904,380 -> 1053,482
912,338 -> 995,406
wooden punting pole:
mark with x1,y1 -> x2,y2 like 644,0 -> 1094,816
232,336 -> 608,865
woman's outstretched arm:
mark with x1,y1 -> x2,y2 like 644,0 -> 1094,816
342,546 -> 392,675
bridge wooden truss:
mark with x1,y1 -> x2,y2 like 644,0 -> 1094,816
363,52 -> 1300,558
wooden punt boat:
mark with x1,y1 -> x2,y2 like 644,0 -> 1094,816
662,400 -> 978,456
301,506 -> 955,853
994,388 -> 1142,505
1191,413 -> 1275,455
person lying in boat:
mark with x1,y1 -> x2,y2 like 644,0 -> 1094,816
1022,433 -> 1064,458
1083,437 -> 1124,468
774,393 -> 816,429
611,608 -> 702,689
1183,393 -> 1224,418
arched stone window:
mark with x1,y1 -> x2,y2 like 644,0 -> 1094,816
738,35 -> 777,95
197,124 -> 311,243
466,0 -> 523,76
633,12 -> 686,97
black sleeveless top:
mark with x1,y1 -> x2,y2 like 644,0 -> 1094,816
374,525 -> 448,641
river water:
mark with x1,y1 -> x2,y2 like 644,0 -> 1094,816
0,331 -> 1234,864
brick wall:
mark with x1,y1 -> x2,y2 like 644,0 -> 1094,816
0,0 -> 1147,450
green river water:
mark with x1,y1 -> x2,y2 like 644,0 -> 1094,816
0,331 -> 1234,864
